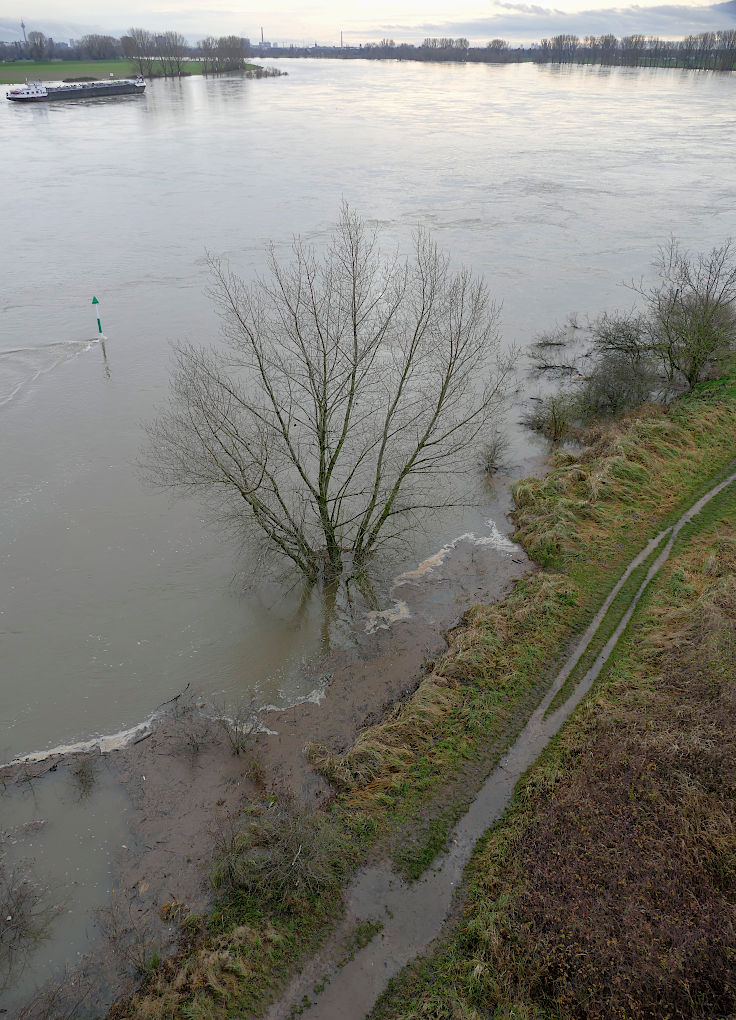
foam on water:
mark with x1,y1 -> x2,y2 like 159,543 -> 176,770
365,518 -> 521,633
3,715 -> 155,768
0,338 -> 100,407
395,518 -> 520,586
364,599 -> 411,634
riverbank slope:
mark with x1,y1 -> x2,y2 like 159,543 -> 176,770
107,369 -> 736,1019
372,414 -> 736,1018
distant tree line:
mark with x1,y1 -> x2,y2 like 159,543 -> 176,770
533,31 -> 736,70
257,30 -> 736,72
0,28 -> 251,76
4,27 -> 736,73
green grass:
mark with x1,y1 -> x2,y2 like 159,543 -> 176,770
0,60 -> 136,84
370,474 -> 736,1020
0,58 -> 261,85
672,477 -> 736,553
545,532 -> 668,715
109,367 -> 736,1019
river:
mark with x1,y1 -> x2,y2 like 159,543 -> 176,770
1,57 -> 735,1010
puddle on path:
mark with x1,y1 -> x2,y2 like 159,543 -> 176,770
273,466 -> 736,1020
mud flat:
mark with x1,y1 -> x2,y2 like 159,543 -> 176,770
0,510 -> 529,1017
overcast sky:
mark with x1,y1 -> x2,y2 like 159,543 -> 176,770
1,0 -> 734,46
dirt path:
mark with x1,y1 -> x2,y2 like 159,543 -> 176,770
268,464 -> 736,1020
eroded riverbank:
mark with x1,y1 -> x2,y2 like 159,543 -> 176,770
0,504 -> 531,1016
271,464 -> 736,1020
101,377 -> 736,1020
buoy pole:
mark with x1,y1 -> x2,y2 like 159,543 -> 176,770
92,295 -> 103,335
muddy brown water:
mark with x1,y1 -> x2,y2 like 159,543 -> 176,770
270,467 -> 736,1020
3,58 -> 736,1011
0,512 -> 531,1015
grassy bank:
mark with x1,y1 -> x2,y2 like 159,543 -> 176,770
0,60 -> 137,84
0,59 -> 260,85
372,483 -> 736,1018
109,372 -> 736,1019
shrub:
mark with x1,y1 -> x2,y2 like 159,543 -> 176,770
522,394 -> 576,442
210,800 -> 352,908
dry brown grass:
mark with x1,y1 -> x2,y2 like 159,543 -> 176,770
380,523 -> 736,1019
108,921 -> 278,1020
306,573 -> 580,803
513,401 -> 736,567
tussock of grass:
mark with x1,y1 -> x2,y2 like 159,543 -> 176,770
210,799 -> 353,906
109,372 -> 736,1018
110,918 -> 297,1020
513,402 -> 736,569
307,574 -> 580,803
372,516 -> 736,1019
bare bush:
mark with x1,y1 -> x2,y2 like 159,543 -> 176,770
69,755 -> 96,799
575,350 -> 657,420
479,426 -> 509,475
97,894 -> 162,979
0,856 -> 63,991
168,697 -> 214,759
210,799 -> 351,907
522,394 -> 576,442
214,699 -> 261,756
635,237 -> 736,388
14,969 -> 94,1019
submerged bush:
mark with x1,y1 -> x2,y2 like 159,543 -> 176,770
0,856 -> 63,991
522,394 -> 576,442
524,238 -> 736,439
575,350 -> 657,421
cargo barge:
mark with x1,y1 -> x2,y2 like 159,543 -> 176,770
6,75 -> 146,102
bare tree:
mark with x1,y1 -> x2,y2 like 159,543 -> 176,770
145,206 -> 510,583
216,35 -> 248,71
198,35 -> 217,74
125,27 -> 156,77
27,31 -> 47,61
156,30 -> 188,76
79,34 -> 120,60
635,238 -> 736,389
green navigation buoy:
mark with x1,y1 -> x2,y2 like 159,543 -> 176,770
92,295 -> 102,335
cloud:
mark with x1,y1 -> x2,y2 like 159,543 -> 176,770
0,16 -> 103,42
361,0 -> 736,43
2,0 -> 734,45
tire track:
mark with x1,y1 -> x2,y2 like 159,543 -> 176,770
270,463 -> 736,1020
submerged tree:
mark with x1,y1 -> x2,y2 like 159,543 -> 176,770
146,206 -> 510,583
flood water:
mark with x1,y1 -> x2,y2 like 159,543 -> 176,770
1,57 -> 735,1009
1,59 -> 734,763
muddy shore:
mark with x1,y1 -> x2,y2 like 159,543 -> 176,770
0,489 -> 532,1017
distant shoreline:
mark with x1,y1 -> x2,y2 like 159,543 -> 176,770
0,58 -> 274,86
